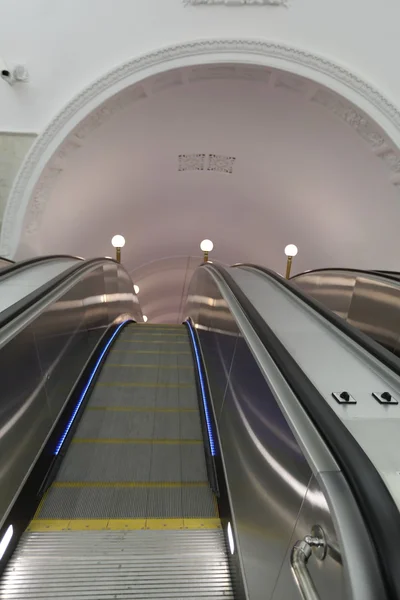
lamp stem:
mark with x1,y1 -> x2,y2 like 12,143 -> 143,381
116,247 -> 121,264
285,255 -> 293,279
203,251 -> 209,263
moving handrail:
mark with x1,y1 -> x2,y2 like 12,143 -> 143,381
290,267 -> 400,356
209,262 -> 400,600
0,257 -> 117,329
233,263 -> 400,378
0,254 -> 83,281
291,266 -> 400,284
0,256 -> 14,266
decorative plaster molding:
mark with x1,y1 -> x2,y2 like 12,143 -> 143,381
184,0 -> 287,5
2,39 -> 400,257
378,150 -> 400,174
26,167 -> 61,234
178,153 -> 236,173
179,154 -> 206,171
311,89 -> 387,151
207,154 -> 236,173
275,72 -> 307,93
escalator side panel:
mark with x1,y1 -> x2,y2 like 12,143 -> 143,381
0,263 -> 139,531
185,267 -> 350,600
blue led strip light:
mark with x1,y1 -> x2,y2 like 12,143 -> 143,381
186,320 -> 216,457
54,320 -> 130,455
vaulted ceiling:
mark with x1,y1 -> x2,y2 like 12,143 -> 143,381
17,64 -> 400,322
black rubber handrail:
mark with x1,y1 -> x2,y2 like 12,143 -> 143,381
207,261 -> 400,600
0,254 -> 83,281
291,266 -> 400,284
235,263 -> 400,379
0,257 -> 116,330
0,256 -> 15,265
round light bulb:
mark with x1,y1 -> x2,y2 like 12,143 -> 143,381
284,244 -> 298,257
111,235 -> 126,248
143,315 -> 148,323
134,285 -> 140,294
200,239 -> 214,252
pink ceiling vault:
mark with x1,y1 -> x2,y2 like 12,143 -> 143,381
15,64 -> 400,323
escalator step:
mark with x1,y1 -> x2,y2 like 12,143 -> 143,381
1,530 -> 234,599
35,484 -> 217,520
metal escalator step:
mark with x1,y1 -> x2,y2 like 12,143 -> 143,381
98,365 -> 195,385
54,442 -> 207,483
1,530 -> 234,599
55,443 -> 153,482
111,348 -> 192,354
74,410 -> 202,440
116,341 -> 191,354
89,384 -> 158,407
89,384 -> 198,408
37,485 -> 217,520
27,518 -> 222,531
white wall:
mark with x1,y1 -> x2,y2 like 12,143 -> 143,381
0,133 -> 35,231
1,0 -> 400,133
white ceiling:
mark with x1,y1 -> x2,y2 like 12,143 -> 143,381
19,64 -> 400,323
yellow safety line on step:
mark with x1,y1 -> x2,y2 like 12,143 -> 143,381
27,518 -> 221,532
87,407 -> 197,413
135,325 -> 183,328
106,364 -> 193,369
119,340 -> 189,344
111,350 -> 191,355
97,382 -> 194,388
123,334 -> 187,337
72,438 -> 203,445
52,481 -> 208,488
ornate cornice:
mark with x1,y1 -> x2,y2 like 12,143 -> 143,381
2,38 -> 400,256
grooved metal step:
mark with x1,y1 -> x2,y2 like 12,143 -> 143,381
1,530 -> 234,599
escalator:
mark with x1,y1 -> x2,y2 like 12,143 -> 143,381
1,256 -> 400,599
290,266 -> 400,356
1,323 -> 233,599
0,255 -> 84,317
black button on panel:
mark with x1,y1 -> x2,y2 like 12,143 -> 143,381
332,392 -> 357,404
372,392 -> 398,405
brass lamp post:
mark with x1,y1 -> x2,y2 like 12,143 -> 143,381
111,235 -> 126,263
200,239 -> 214,263
284,244 -> 298,279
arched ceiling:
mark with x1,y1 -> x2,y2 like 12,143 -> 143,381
16,64 -> 400,323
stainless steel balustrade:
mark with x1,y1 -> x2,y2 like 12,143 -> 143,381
0,255 -> 82,314
185,265 -> 386,600
292,269 -> 400,355
0,256 -> 395,600
0,259 -> 142,530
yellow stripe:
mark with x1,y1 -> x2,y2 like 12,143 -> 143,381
119,340 -> 188,344
52,481 -> 207,488
135,325 -> 183,329
72,438 -> 202,445
27,518 -> 221,532
123,334 -> 187,338
87,407 -> 197,413
111,350 -> 191,355
106,364 -> 192,369
97,382 -> 193,388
